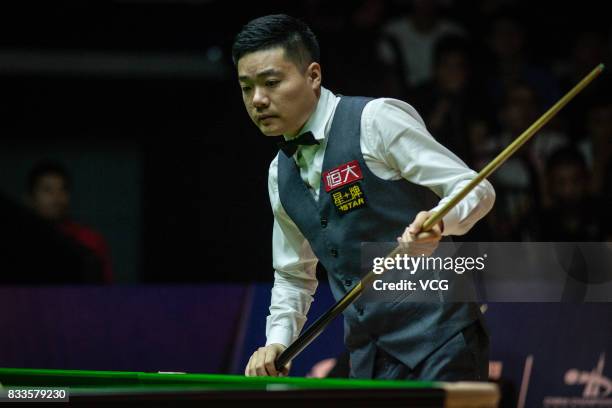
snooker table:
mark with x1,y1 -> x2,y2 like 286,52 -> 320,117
0,368 -> 499,407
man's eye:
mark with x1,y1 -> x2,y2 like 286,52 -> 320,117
265,80 -> 280,87
241,85 -> 252,92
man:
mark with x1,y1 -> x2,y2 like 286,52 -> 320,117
27,161 -> 114,283
538,147 -> 605,241
234,14 -> 495,380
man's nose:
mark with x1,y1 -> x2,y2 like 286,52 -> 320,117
252,87 -> 269,108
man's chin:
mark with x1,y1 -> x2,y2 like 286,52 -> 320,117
259,127 -> 283,137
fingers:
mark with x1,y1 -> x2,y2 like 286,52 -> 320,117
263,348 -> 279,377
408,211 -> 431,235
406,212 -> 442,240
396,238 -> 439,257
397,211 -> 443,257
398,226 -> 441,245
245,347 -> 268,376
408,212 -> 442,236
255,347 -> 272,376
245,351 -> 256,376
245,348 -> 267,377
279,362 -> 291,377
399,230 -> 440,243
244,345 -> 287,377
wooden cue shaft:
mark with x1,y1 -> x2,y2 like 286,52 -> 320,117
274,63 -> 605,373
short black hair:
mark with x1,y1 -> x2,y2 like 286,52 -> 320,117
232,14 -> 320,70
433,35 -> 471,67
27,160 -> 71,194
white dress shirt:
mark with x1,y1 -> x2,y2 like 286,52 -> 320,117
265,87 -> 495,347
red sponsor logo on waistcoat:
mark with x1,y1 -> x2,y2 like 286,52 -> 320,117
322,160 -> 363,192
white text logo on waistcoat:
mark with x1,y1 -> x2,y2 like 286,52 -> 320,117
323,160 -> 363,192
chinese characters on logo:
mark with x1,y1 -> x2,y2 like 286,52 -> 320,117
323,160 -> 363,192
332,184 -> 366,214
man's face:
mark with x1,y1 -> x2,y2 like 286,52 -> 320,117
30,174 -> 70,221
237,47 -> 320,137
501,86 -> 538,133
436,52 -> 468,93
549,164 -> 586,205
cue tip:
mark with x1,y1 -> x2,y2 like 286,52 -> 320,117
598,63 -> 605,71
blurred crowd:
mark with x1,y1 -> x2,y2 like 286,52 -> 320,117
1,0 -> 611,284
301,0 -> 612,241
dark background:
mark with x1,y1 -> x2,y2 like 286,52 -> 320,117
1,0 -> 610,283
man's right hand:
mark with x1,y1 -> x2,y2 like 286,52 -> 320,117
245,343 -> 290,377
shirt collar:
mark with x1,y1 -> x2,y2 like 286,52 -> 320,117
283,86 -> 335,142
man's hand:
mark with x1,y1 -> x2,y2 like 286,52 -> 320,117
397,211 -> 443,257
245,343 -> 291,377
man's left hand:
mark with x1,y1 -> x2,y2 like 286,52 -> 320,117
397,211 -> 443,257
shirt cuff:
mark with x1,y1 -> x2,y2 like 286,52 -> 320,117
430,205 -> 461,237
266,325 -> 293,348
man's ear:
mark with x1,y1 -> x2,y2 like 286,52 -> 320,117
307,62 -> 322,90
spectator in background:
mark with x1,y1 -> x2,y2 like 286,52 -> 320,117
579,99 -> 612,239
379,0 -> 465,89
322,0 -> 404,99
26,161 -> 113,283
410,35 -> 489,166
533,147 -> 607,241
481,84 -> 569,240
484,13 -> 560,110
578,99 -> 612,197
558,31 -> 611,136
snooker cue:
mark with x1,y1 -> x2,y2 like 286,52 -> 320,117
274,63 -> 605,373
